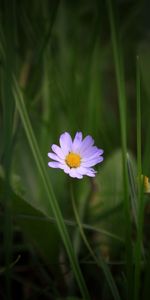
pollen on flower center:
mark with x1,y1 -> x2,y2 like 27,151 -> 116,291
65,152 -> 81,168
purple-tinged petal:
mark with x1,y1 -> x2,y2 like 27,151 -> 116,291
82,152 -> 104,162
88,167 -> 97,173
62,165 -> 70,174
77,166 -> 97,175
79,135 -> 94,154
72,132 -> 82,152
48,152 -> 64,163
86,171 -> 96,177
51,144 -> 65,159
59,132 -> 72,155
77,166 -> 89,175
83,146 -> 104,158
69,168 -> 83,179
48,162 -> 64,168
76,174 -> 83,179
81,156 -> 104,167
69,168 -> 77,178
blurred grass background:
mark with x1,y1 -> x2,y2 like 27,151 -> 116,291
0,0 -> 150,299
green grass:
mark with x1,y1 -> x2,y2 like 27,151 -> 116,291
133,57 -> 145,300
71,183 -> 121,300
0,0 -> 149,299
106,0 -> 133,297
13,78 -> 90,300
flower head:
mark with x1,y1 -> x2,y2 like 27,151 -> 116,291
48,132 -> 104,179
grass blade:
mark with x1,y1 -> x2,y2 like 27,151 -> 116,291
13,77 -> 90,300
133,57 -> 145,300
127,153 -> 145,256
126,153 -> 138,227
1,1 -> 17,298
71,188 -> 121,300
106,0 -> 133,297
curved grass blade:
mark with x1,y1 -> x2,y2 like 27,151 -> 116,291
133,57 -> 145,300
12,213 -> 124,243
126,153 -> 138,226
106,0 -> 133,297
71,189 -> 121,300
127,153 -> 145,254
12,77 -> 90,300
0,255 -> 21,275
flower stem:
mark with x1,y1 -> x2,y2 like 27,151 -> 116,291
71,181 -> 121,300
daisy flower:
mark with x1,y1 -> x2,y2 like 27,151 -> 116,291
48,132 -> 104,179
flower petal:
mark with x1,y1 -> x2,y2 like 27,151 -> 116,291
81,156 -> 103,167
82,153 -> 103,163
51,144 -> 65,159
48,152 -> 64,163
77,166 -> 96,176
62,165 -> 70,174
86,170 -> 96,177
79,135 -> 94,154
69,168 -> 83,179
59,132 -> 72,155
72,132 -> 82,152
48,162 -> 64,168
82,146 -> 104,158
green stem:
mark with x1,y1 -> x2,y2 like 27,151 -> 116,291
71,185 -> 121,300
134,57 -> 145,300
106,1 -> 133,297
13,77 -> 90,300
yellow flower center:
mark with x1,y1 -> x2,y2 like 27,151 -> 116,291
65,152 -> 81,168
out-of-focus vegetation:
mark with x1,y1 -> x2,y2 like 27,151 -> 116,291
1,0 -> 150,299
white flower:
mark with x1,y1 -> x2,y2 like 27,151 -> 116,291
48,132 -> 104,179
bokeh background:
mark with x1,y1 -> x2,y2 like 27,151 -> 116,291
0,0 -> 150,299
